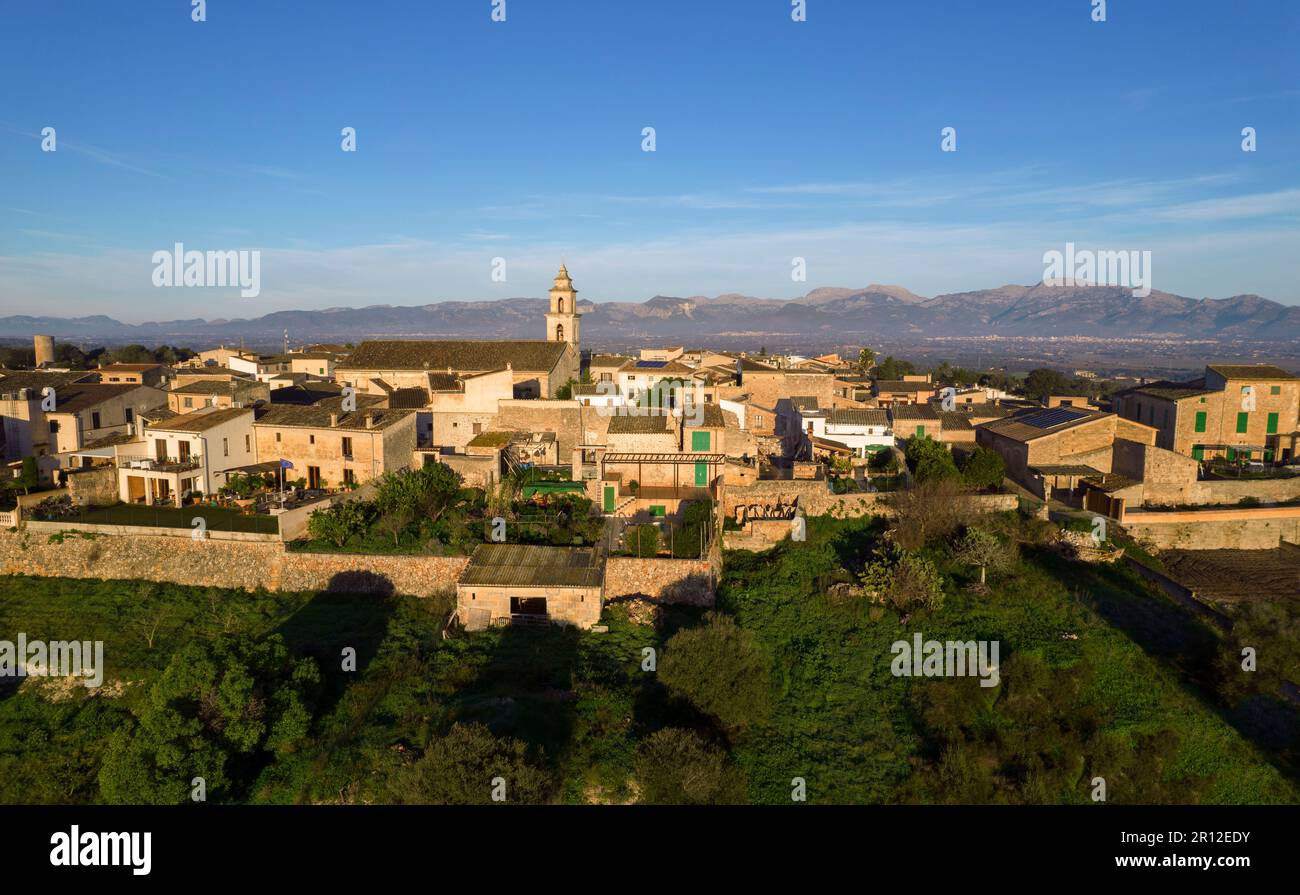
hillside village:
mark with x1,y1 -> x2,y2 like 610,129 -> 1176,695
2,265 -> 1299,631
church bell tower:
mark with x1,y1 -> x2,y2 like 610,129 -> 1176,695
545,263 -> 581,350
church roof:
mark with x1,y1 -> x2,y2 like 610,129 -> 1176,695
339,340 -> 569,374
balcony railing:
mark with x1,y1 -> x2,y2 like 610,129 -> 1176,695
120,456 -> 204,473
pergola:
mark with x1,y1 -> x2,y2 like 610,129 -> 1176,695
601,452 -> 727,494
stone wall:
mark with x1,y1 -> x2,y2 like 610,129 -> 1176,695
0,527 -> 468,596
1123,507 -> 1300,550
604,556 -> 715,606
64,465 -> 119,506
721,479 -> 1018,522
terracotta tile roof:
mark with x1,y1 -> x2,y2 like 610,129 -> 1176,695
607,414 -> 672,434
875,380 -> 934,392
890,405 -> 940,421
50,384 -> 150,414
254,395 -> 413,432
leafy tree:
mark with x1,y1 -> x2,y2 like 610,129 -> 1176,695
874,355 -> 916,380
856,347 -> 876,371
905,436 -> 960,484
659,612 -> 771,730
960,446 -> 1005,489
635,728 -> 746,804
374,506 -> 415,547
554,378 -> 577,400
388,722 -> 554,804
374,462 -> 465,524
4,456 -> 39,495
307,501 -> 370,547
860,544 -> 945,613
1022,368 -> 1074,402
623,524 -> 659,557
98,634 -> 319,804
671,500 -> 713,558
953,526 -> 1017,585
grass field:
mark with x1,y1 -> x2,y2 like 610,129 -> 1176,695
0,513 -> 1295,804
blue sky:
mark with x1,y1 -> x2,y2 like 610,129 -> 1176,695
1,0 -> 1297,322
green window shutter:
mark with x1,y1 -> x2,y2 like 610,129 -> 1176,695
1191,445 -> 1204,461
691,430 -> 710,451
1236,412 -> 1249,434
1267,412 -> 1279,434
603,486 -> 615,512
916,425 -> 925,438
694,462 -> 708,486
1194,411 -> 1206,433
650,505 -> 665,517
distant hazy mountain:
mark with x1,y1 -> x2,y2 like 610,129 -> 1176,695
3,284 -> 1298,348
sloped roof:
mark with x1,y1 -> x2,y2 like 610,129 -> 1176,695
607,414 -> 672,434
255,395 -> 413,432
459,544 -> 602,589
51,384 -> 148,414
828,408 -> 889,427
1207,364 -> 1298,381
340,340 -> 568,373
981,408 -> 1111,443
683,404 -> 726,428
890,405 -> 940,421
1118,380 -> 1213,401
148,406 -> 253,433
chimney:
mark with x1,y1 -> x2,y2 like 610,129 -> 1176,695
329,412 -> 339,427
365,412 -> 377,429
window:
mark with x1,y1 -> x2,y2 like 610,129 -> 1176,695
275,432 -> 281,443
1271,385 -> 1281,395
125,408 -> 134,423
1267,412 -> 1279,435
183,397 -> 193,408
222,437 -> 229,457
49,420 -> 59,433
916,425 -> 926,438
91,412 -> 101,429
472,423 -> 482,435
1194,411 -> 1206,433
1236,412 -> 1249,434
343,468 -> 356,485
1191,445 -> 1204,461
309,434 -> 315,445
245,434 -> 250,451
342,436 -> 353,458
691,430 -> 710,451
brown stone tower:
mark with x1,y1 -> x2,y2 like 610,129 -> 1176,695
545,263 -> 581,350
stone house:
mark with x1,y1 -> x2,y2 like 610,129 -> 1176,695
457,543 -> 604,629
1113,364 -> 1300,464
254,396 -> 417,489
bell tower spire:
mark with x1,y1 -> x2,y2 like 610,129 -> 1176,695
545,263 -> 581,349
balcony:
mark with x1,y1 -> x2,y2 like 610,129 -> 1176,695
121,456 -> 204,473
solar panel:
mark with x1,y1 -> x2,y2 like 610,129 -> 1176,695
1018,407 -> 1089,429
635,360 -> 668,368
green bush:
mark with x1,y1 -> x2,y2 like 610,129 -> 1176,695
905,436 -> 960,484
623,524 -> 659,557
635,728 -> 745,804
960,446 -> 1005,489
659,612 -> 771,730
387,722 -> 554,805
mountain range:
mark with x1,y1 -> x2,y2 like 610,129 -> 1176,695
3,283 -> 1298,349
